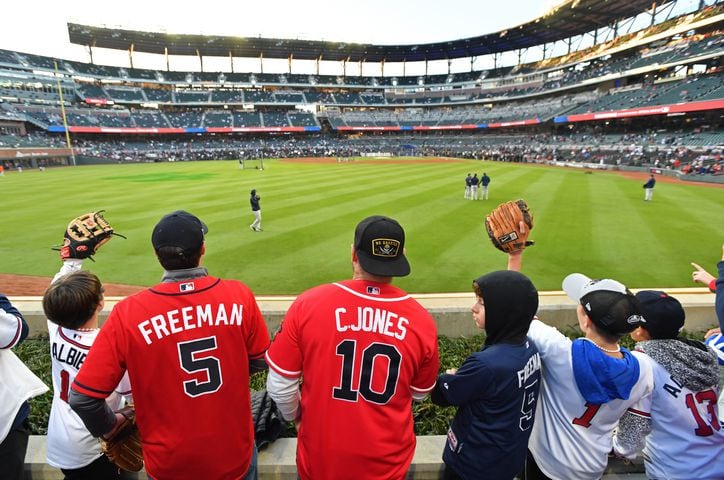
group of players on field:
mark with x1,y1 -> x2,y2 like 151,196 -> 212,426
1,210 -> 722,480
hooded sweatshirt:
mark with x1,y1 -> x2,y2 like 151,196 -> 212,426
431,271 -> 541,480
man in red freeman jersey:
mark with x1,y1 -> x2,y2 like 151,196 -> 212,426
431,270 -> 541,480
265,215 -> 440,480
613,291 -> 723,479
70,210 -> 270,480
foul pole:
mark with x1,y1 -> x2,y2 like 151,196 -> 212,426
54,60 -> 76,166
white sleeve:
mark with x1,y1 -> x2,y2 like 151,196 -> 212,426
266,369 -> 301,422
0,309 -> 22,349
115,371 -> 133,404
527,318 -> 570,359
51,259 -> 84,285
411,390 -> 428,402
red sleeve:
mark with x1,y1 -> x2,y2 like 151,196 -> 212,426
265,299 -> 302,379
72,308 -> 126,398
244,293 -> 270,360
410,317 -> 440,394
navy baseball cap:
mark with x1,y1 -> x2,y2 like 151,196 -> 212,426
635,290 -> 685,339
563,273 -> 644,335
152,210 -> 208,252
354,216 -> 410,277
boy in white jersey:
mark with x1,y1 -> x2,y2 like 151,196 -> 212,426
613,290 -> 723,479
43,243 -> 131,479
503,244 -> 653,480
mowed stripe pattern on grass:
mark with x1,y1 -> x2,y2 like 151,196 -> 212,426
0,158 -> 722,294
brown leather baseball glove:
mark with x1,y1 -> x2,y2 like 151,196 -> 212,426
484,199 -> 534,253
100,406 -> 143,472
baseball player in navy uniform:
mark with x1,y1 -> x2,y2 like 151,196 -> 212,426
464,174 -> 472,199
643,174 -> 656,201
480,173 -> 491,200
250,189 -> 262,232
431,270 -> 541,479
613,290 -> 723,479
470,174 -> 479,201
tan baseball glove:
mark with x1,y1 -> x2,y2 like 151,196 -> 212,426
484,199 -> 534,253
54,211 -> 126,260
100,406 -> 143,472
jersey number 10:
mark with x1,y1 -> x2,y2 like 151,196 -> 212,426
332,340 -> 401,405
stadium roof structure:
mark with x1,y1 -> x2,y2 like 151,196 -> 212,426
68,0 -> 657,63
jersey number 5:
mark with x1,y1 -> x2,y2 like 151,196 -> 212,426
332,340 -> 401,405
177,336 -> 223,398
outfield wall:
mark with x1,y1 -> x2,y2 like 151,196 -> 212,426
11,288 -> 719,339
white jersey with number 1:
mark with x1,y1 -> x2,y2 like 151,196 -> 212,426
526,320 -> 654,480
45,261 -> 131,469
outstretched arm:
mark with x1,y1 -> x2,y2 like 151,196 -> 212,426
506,221 -> 527,272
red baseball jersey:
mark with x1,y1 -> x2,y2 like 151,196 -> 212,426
73,275 -> 270,480
266,280 -> 439,480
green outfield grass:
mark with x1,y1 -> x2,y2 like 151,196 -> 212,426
1,157 -> 722,294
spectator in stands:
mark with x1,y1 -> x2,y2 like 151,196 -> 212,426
643,174 -> 656,201
43,237 -> 131,479
503,243 -> 652,480
69,210 -> 270,480
612,290 -> 723,478
0,294 -> 48,480
265,215 -> 439,480
691,246 -> 724,418
430,269 -> 541,479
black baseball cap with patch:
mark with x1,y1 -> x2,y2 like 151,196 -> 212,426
635,290 -> 685,339
152,210 -> 208,253
563,273 -> 644,335
354,215 -> 410,277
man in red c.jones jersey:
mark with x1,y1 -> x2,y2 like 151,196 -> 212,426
266,215 -> 440,480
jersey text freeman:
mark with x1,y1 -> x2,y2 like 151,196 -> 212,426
138,303 -> 244,345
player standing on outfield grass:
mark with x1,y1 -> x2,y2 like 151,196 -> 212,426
43,229 -> 131,479
480,172 -> 491,200
464,173 -> 472,199
70,210 -> 270,480
265,215 -> 440,480
612,290 -> 723,479
250,188 -> 262,232
431,269 -> 541,480
470,173 -> 479,200
643,174 -> 656,201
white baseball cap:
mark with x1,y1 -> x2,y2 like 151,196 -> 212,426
562,273 -> 643,335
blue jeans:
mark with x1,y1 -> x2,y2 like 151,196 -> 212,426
148,445 -> 258,480
243,445 -> 258,480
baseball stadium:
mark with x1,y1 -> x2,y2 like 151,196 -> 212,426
1,0 -> 723,478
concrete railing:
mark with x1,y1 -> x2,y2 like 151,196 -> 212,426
9,288 -> 719,339
25,435 -> 644,479
15,289 -> 711,479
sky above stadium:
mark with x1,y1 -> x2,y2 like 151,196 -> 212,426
2,0 -> 560,59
